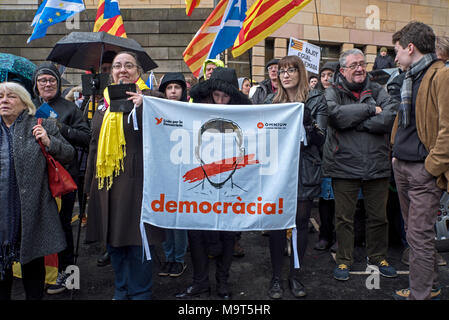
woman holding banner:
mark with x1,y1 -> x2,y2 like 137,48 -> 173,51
175,67 -> 251,300
264,55 -> 328,299
84,51 -> 164,300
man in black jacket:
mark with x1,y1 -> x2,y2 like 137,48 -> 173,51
323,49 -> 399,282
32,62 -> 91,294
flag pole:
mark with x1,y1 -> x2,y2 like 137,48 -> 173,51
314,0 -> 322,64
249,48 -> 253,84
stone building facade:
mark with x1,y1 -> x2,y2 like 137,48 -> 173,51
1,0 -> 448,84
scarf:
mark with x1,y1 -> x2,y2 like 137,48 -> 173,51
399,53 -> 437,128
0,119 -> 21,280
96,77 -> 149,190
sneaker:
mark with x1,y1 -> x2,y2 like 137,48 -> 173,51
334,264 -> 350,281
46,272 -> 69,294
267,277 -> 283,299
158,262 -> 173,277
367,258 -> 397,278
169,262 -> 187,277
393,287 -> 441,300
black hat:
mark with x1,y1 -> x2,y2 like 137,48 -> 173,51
319,61 -> 338,74
266,58 -> 279,70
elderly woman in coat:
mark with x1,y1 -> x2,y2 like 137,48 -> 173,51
0,82 -> 74,300
84,51 -> 164,300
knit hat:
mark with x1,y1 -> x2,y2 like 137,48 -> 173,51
266,58 -> 279,70
380,47 -> 388,53
32,62 -> 62,100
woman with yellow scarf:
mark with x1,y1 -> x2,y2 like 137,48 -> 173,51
84,51 -> 164,300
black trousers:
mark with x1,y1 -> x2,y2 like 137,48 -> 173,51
318,198 -> 335,243
188,230 -> 235,288
0,257 -> 45,300
58,191 -> 76,271
269,200 -> 313,279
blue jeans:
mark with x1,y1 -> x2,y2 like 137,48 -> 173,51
107,245 -> 153,300
162,229 -> 188,263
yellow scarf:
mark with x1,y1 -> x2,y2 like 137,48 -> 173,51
96,77 -> 149,190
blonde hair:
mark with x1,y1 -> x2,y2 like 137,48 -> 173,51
0,82 -> 36,115
436,36 -> 449,61
273,55 -> 309,103
65,85 -> 82,102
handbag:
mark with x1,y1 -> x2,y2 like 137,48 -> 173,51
37,118 -> 78,197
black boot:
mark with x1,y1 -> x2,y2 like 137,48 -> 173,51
267,277 -> 283,299
288,278 -> 306,298
97,251 -> 110,267
175,285 -> 210,299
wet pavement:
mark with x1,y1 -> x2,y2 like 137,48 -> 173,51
10,203 -> 449,311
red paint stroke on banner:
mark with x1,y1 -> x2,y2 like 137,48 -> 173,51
183,154 -> 259,183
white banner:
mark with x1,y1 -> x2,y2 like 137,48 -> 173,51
288,37 -> 321,74
140,96 -> 304,231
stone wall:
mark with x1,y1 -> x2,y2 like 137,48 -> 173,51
1,0 -> 449,84
0,7 -> 212,85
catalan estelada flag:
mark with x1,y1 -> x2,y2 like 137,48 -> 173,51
232,0 -> 312,58
183,0 -> 246,78
186,0 -> 201,16
291,38 -> 303,51
94,0 -> 127,38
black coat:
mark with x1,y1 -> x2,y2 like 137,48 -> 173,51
323,73 -> 398,180
265,89 -> 328,200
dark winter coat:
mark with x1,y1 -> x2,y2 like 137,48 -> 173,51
265,89 -> 328,200
84,92 -> 165,247
322,71 -> 398,180
32,62 -> 91,178
11,111 -> 74,264
373,54 -> 395,70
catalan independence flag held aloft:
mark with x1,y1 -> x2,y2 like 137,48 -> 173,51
186,0 -> 201,16
94,0 -> 127,38
232,0 -> 312,58
183,0 -> 246,78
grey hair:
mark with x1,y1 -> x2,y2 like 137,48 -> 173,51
0,82 -> 36,115
339,48 -> 365,67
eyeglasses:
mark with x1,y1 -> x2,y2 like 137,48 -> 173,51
112,63 -> 137,70
37,78 -> 57,85
267,65 -> 278,72
343,62 -> 367,70
277,67 -> 298,77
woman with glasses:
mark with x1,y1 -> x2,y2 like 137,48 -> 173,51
84,51 -> 164,300
264,55 -> 328,299
31,62 -> 91,295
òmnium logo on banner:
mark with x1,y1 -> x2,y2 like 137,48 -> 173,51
262,122 -> 288,130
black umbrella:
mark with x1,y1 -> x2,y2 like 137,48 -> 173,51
46,31 -> 158,73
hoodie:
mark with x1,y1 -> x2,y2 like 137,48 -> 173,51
158,72 -> 188,102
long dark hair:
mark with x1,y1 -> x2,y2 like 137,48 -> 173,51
273,55 -> 309,103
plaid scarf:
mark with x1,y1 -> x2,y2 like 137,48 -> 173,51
399,53 -> 437,128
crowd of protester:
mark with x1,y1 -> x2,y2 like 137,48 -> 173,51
1,21 -> 449,301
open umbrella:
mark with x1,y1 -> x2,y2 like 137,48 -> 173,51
46,31 -> 158,73
0,52 -> 37,94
